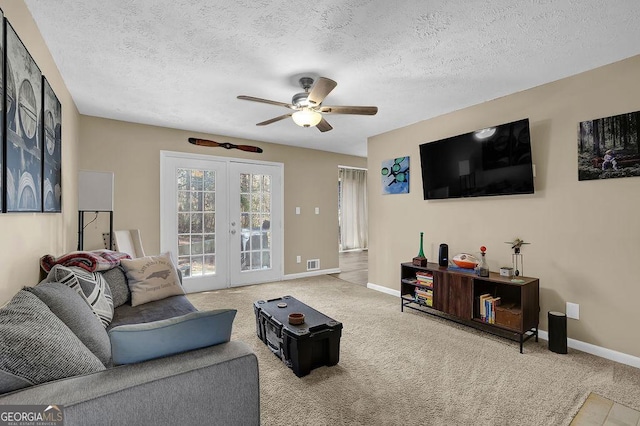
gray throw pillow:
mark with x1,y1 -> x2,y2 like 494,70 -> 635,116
0,291 -> 106,394
26,282 -> 111,366
46,265 -> 114,327
101,266 -> 130,308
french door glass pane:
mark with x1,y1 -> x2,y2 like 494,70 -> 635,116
177,168 -> 216,278
240,173 -> 272,271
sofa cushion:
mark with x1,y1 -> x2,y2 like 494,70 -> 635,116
101,266 -> 130,308
46,265 -> 114,327
0,291 -> 106,394
26,282 -> 111,366
108,309 -> 237,365
108,295 -> 197,330
120,253 -> 185,307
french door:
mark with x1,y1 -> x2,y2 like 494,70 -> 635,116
160,151 -> 283,293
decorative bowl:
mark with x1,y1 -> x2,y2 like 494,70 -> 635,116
288,313 -> 305,325
452,253 -> 479,269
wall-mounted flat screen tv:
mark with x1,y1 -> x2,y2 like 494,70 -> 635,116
419,118 -> 534,200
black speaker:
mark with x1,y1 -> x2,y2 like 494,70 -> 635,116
548,311 -> 568,354
438,244 -> 449,267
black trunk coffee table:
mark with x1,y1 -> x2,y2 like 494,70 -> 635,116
253,295 -> 343,377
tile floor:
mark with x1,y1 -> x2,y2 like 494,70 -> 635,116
571,393 -> 640,426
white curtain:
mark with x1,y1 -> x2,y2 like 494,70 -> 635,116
339,168 -> 368,250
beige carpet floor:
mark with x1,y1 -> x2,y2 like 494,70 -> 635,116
187,275 -> 640,426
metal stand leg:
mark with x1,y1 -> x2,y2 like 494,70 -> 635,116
520,334 -> 523,354
78,211 -> 85,250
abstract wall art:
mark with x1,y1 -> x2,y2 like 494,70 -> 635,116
381,156 -> 409,194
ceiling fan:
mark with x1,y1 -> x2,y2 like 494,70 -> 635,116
237,77 -> 378,132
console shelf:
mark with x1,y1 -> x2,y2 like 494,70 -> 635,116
400,262 -> 539,353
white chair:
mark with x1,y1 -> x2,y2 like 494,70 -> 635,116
113,229 -> 146,258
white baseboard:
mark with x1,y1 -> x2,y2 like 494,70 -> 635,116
536,330 -> 640,369
283,268 -> 341,280
367,282 -> 640,369
367,282 -> 401,297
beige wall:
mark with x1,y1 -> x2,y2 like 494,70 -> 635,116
78,116 -> 366,275
368,55 -> 640,358
0,1 -> 80,304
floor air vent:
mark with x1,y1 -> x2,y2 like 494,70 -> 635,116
307,259 -> 320,271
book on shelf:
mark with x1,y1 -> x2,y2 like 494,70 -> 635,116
415,271 -> 433,280
414,285 -> 433,307
415,272 -> 433,288
447,266 -> 476,274
478,294 -> 491,321
482,296 -> 502,324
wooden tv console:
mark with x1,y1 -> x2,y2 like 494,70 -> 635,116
400,262 -> 539,353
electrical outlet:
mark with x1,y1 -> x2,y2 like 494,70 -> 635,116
315,207 -> 320,214
296,256 -> 301,264
566,302 -> 579,320
295,207 -> 300,215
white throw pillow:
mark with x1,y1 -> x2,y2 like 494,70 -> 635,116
120,253 -> 185,307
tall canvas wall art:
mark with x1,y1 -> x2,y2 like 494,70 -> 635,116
42,77 -> 61,212
5,22 -> 43,212
0,10 -> 4,212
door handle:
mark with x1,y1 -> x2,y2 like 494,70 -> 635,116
231,229 -> 236,235
231,221 -> 236,226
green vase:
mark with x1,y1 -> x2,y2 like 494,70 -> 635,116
418,232 -> 425,257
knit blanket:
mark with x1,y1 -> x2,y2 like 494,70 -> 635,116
40,250 -> 131,273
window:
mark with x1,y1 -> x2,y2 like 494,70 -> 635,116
177,168 -> 216,277
240,173 -> 272,271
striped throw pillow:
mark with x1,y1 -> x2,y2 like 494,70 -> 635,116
46,265 -> 114,327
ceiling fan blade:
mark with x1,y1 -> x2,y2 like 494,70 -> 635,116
256,113 -> 293,126
316,117 -> 333,132
308,77 -> 337,105
319,105 -> 378,115
237,95 -> 294,109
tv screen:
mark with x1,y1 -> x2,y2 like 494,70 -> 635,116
419,118 -> 534,200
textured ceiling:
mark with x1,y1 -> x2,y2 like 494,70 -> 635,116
24,0 -> 640,156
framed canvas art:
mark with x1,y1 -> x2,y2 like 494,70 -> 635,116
381,156 -> 410,194
4,22 -> 42,212
578,110 -> 640,181
42,77 -> 62,212
0,12 -> 4,212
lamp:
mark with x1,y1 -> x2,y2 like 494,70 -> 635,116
78,170 -> 114,250
292,109 -> 322,127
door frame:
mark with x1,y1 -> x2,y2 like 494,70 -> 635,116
160,150 -> 284,290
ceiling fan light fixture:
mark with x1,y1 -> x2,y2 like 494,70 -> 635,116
292,109 -> 322,127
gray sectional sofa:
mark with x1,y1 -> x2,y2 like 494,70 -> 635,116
0,261 -> 260,426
